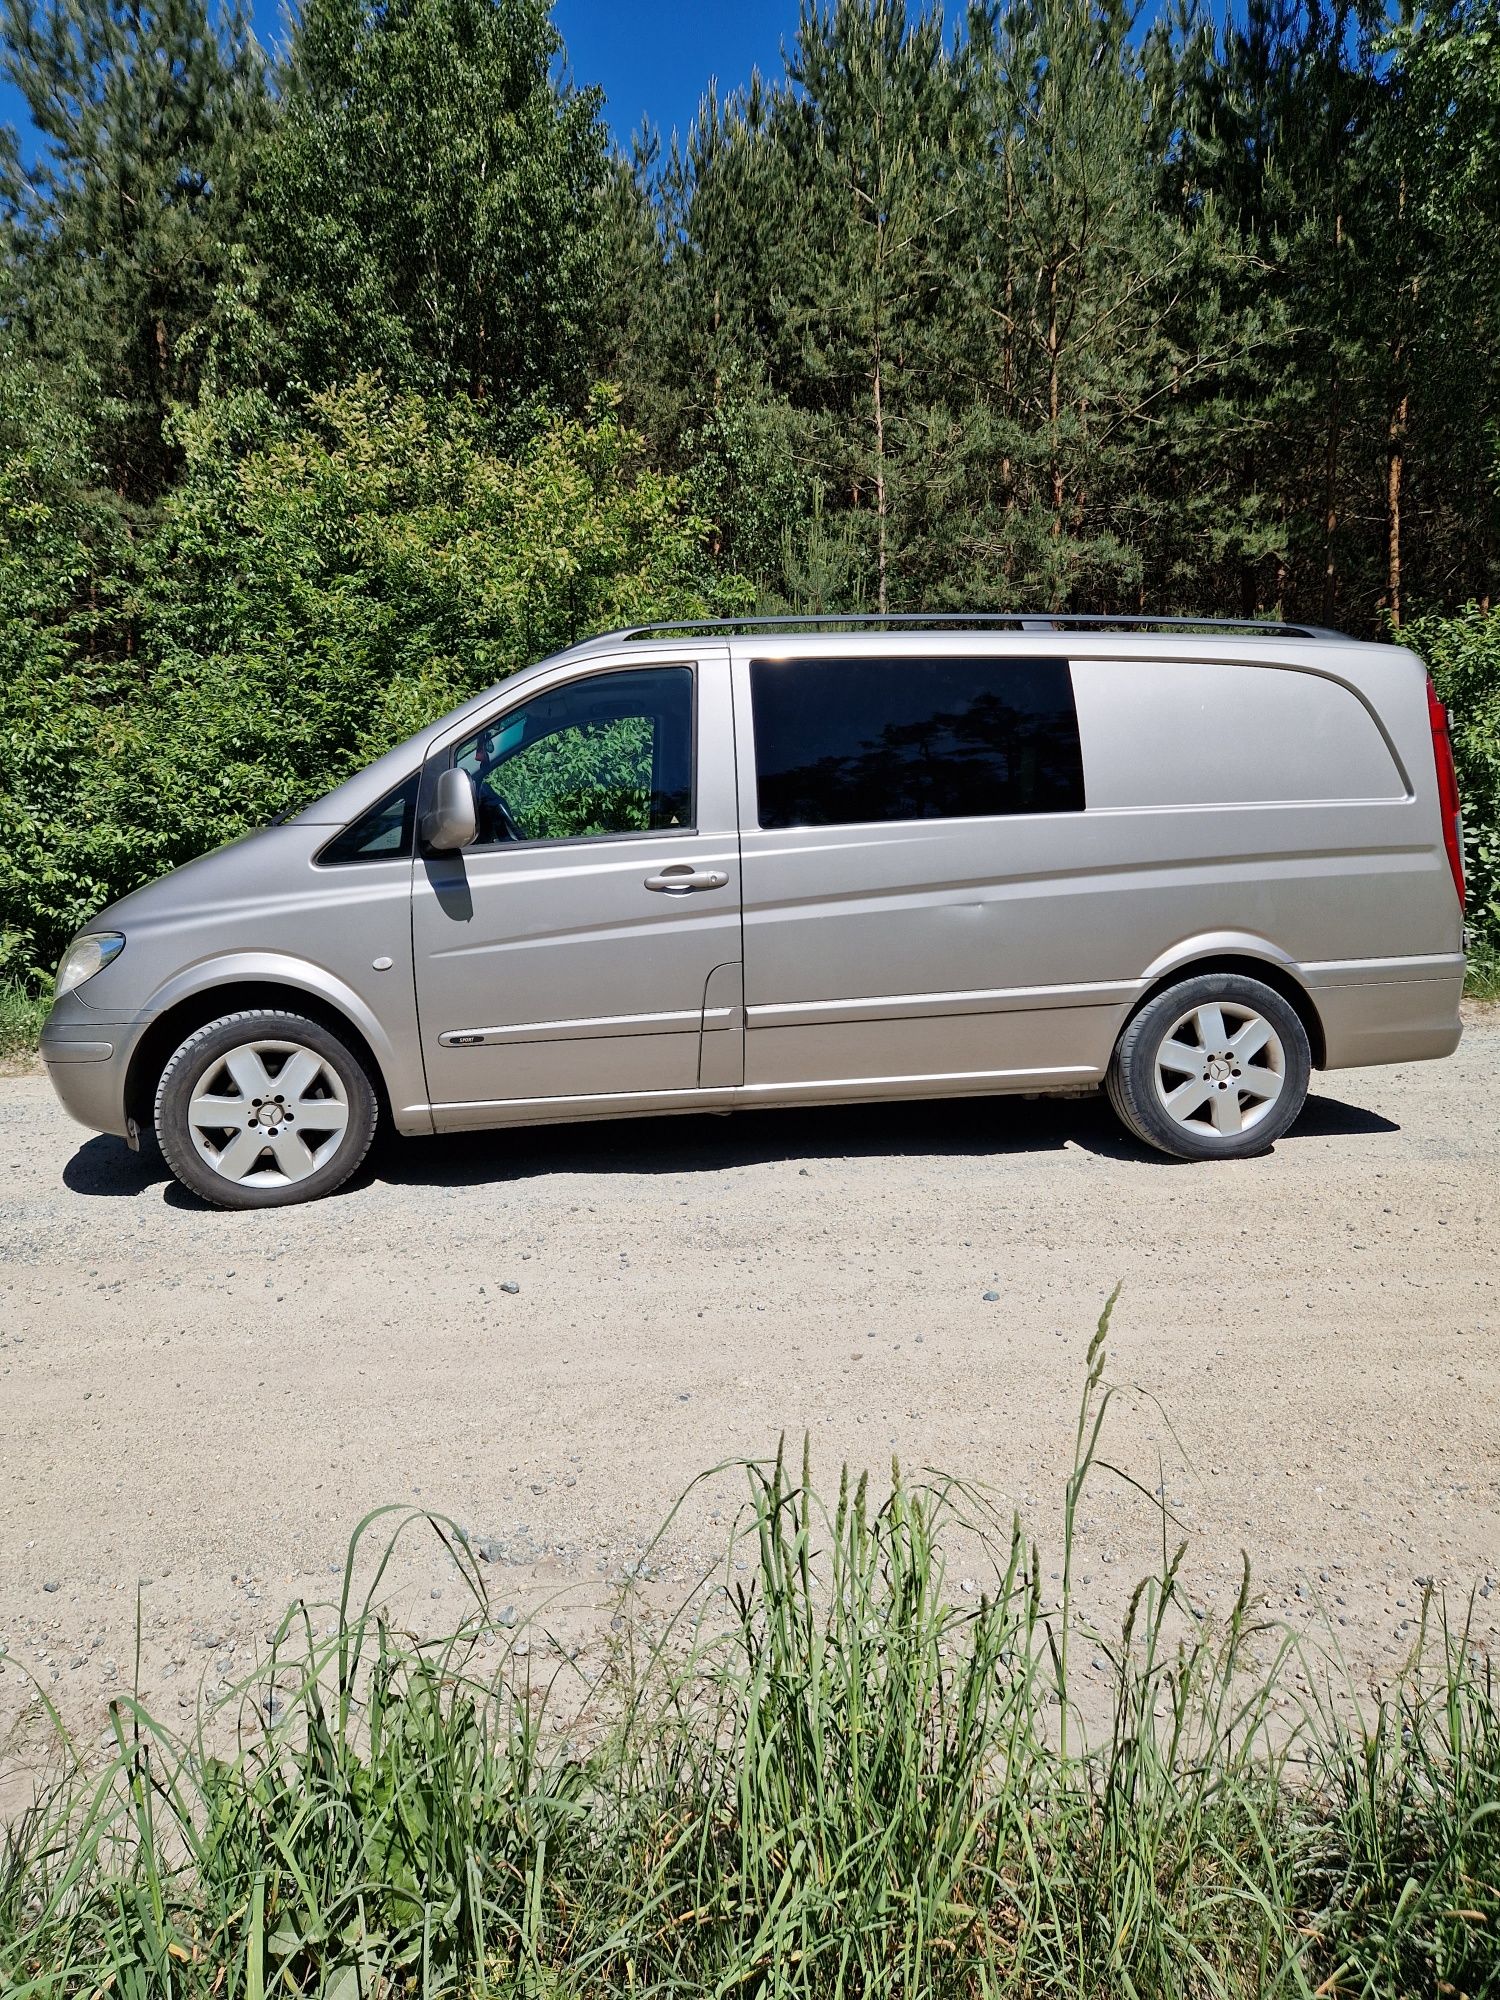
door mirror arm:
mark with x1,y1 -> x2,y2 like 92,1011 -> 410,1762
421,767 -> 478,852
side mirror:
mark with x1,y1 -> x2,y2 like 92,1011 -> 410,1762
421,767 -> 477,851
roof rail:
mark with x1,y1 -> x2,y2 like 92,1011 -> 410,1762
578,612 -> 1349,645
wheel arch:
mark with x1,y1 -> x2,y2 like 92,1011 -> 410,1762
1127,947 -> 1327,1070
124,977 -> 394,1138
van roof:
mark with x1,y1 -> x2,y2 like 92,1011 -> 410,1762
562,613 -> 1355,656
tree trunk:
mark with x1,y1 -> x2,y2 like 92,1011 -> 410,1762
1047,262 -> 1062,540
1385,247 -> 1418,630
1321,211 -> 1343,624
872,331 -> 888,615
1386,389 -> 1407,628
1074,394 -> 1087,535
1000,137 -> 1015,535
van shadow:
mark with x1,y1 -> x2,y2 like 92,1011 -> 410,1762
62,1135 -> 175,1199
60,1089 -> 1400,1202
364,1087 -> 1400,1193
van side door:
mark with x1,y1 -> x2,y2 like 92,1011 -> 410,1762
412,650 -> 742,1123
730,646 -> 1106,1096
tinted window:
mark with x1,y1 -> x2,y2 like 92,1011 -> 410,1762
318,775 -> 417,863
454,666 -> 693,846
749,657 -> 1085,829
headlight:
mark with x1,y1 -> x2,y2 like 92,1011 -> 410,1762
55,932 -> 126,997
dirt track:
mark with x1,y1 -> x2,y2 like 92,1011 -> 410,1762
3,1025 -> 1498,1762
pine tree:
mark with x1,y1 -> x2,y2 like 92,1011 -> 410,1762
953,0 -> 1212,610
252,0 -> 610,416
0,0 -> 267,501
774,1 -> 964,611
630,4 -> 970,612
1370,0 -> 1500,623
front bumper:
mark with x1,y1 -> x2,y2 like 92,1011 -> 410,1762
40,996 -> 140,1140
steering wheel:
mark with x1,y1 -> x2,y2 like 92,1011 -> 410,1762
480,786 -> 527,844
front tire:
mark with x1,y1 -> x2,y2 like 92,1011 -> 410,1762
1106,973 -> 1311,1161
154,1009 -> 378,1208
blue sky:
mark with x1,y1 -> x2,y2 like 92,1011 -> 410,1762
0,0 -> 810,164
555,0 -> 807,149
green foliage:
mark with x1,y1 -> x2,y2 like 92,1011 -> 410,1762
0,349 -> 130,980
1,0 -> 1499,986
0,0 -> 268,501
477,716 -> 656,839
150,378 -> 728,751
1406,605 -> 1500,949
602,0 -> 1500,629
0,978 -> 48,1056
247,0 -> 609,413
1466,936 -> 1500,1000
2,1322 -> 1498,1994
0,382 -> 741,981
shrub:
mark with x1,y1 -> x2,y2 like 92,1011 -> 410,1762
0,381 -> 746,984
1405,604 -> 1500,953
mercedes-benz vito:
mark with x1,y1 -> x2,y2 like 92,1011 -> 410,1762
41,616 -> 1467,1206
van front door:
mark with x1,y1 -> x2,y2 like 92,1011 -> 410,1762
412,653 -> 742,1124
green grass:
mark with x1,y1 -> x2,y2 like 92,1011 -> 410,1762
1466,935 -> 1500,1001
0,982 -> 49,1061
3,1301 -> 1497,1997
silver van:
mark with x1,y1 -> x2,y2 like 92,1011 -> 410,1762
41,615 -> 1467,1207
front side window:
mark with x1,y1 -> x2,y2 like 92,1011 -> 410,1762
749,656 -> 1086,829
453,666 -> 694,846
318,775 -> 418,864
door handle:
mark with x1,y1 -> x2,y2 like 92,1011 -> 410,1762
643,864 -> 730,894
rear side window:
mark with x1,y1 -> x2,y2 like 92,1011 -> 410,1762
318,775 -> 417,864
749,656 -> 1085,829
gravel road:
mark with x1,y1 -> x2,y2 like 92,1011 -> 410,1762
3,1027 -> 1498,1762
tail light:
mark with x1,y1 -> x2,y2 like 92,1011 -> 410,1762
1426,675 -> 1466,910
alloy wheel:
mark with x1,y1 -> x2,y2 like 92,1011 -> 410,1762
1152,1001 -> 1286,1140
186,1039 -> 351,1188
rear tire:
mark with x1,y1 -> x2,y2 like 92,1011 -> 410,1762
154,1009 -> 378,1208
1106,973 -> 1311,1161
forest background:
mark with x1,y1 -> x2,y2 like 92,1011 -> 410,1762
1,0 -> 1497,1002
